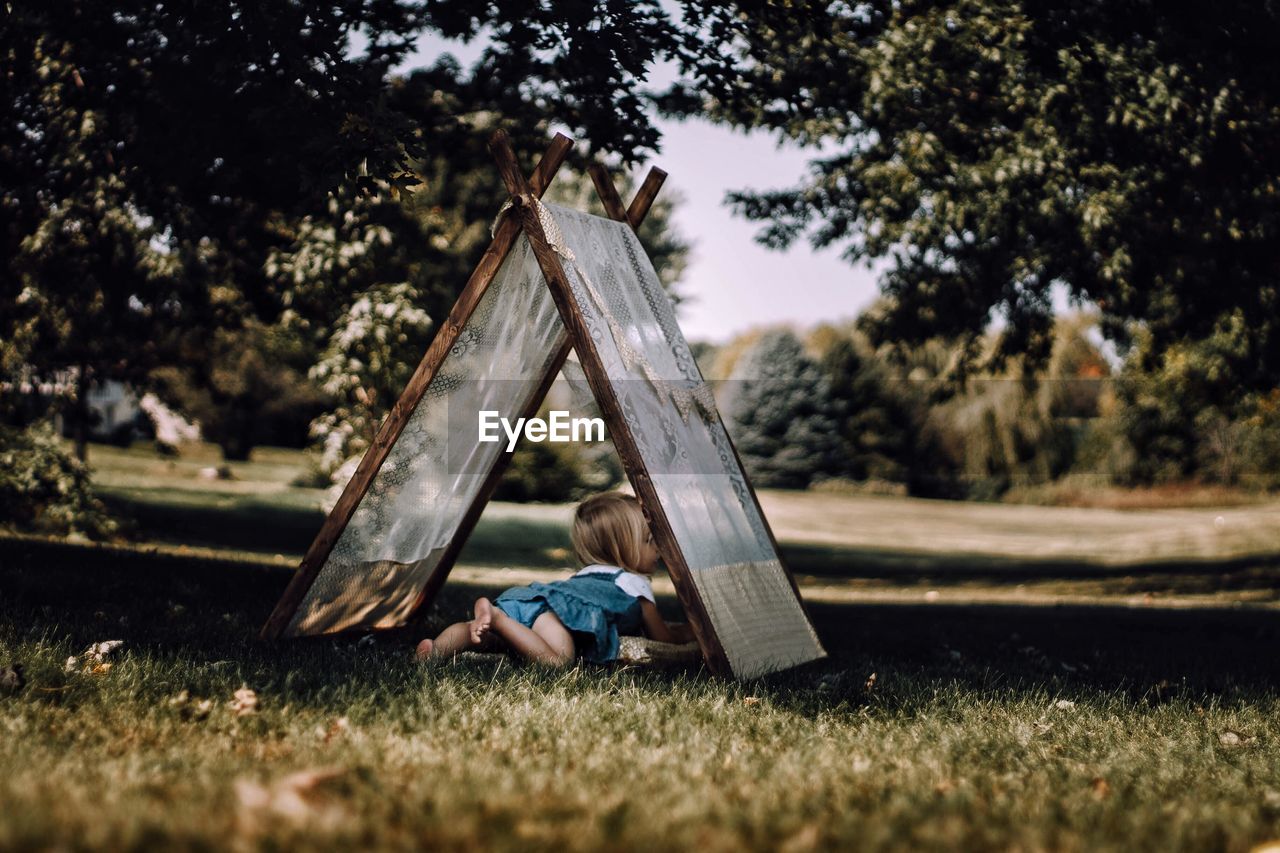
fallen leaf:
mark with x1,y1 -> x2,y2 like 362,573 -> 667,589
230,687 -> 260,716
1219,730 -> 1256,748
318,717 -> 350,744
779,823 -> 821,853
64,641 -> 126,675
86,640 -> 124,662
235,767 -> 349,833
0,663 -> 25,692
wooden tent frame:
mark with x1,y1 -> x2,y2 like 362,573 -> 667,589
262,130 -> 815,678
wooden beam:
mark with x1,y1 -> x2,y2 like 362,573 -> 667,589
587,162 -> 634,228
407,161 -> 672,627
490,131 -> 733,677
260,133 -> 574,641
626,167 -> 668,226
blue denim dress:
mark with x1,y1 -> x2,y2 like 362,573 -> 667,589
494,569 -> 645,663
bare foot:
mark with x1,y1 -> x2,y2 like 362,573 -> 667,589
414,638 -> 434,660
470,598 -> 494,645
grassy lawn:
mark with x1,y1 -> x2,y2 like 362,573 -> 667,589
2,536 -> 1280,850
5,441 -> 1274,848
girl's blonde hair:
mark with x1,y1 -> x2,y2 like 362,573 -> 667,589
571,492 -> 649,573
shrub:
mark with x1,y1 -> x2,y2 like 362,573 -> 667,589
0,422 -> 117,539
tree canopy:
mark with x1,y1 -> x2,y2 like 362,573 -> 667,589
669,0 -> 1280,389
1,0 -> 689,458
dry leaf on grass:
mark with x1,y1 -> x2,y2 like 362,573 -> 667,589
314,717 -> 351,744
0,664 -> 25,692
235,767 -> 351,834
64,641 -> 125,675
230,687 -> 259,717
169,690 -> 214,721
1219,730 -> 1257,748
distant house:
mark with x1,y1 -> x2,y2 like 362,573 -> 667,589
78,380 -> 142,440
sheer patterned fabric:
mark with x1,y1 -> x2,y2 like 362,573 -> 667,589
284,236 -> 567,636
542,203 -> 824,679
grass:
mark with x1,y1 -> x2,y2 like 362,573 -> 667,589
2,536 -> 1280,850
5,441 -> 1276,848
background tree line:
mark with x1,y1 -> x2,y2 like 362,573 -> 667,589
3,0 -> 1279,535
715,310 -> 1280,499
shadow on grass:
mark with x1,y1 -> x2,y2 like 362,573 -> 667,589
99,487 -> 1280,587
98,489 -> 573,568
2,535 -> 1278,707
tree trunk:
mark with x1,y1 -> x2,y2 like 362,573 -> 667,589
73,363 -> 90,462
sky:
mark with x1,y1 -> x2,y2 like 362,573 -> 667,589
393,33 -> 883,345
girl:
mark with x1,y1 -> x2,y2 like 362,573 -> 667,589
415,492 -> 695,665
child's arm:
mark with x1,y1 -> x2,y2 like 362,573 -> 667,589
639,599 -> 697,644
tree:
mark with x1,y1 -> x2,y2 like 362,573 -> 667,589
149,320 -> 327,461
2,1 -> 688,454
724,329 -> 843,488
670,0 -> 1280,392
811,327 -> 917,484
1086,319 -> 1280,488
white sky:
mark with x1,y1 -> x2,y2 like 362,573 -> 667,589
394,31 -> 883,345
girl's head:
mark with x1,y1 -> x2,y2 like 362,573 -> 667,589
571,492 -> 659,575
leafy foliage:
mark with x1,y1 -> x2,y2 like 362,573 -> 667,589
0,423 -> 116,538
150,321 -> 327,462
671,1 -> 1280,389
2,1 -> 688,466
724,329 -> 844,488
1088,326 -> 1280,488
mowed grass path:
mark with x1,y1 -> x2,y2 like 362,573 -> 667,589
2,536 -> 1280,851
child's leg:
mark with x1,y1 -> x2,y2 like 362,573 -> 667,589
487,599 -> 575,666
415,598 -> 495,660
530,612 -> 575,662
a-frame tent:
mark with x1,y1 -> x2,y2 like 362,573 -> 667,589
262,131 -> 826,679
